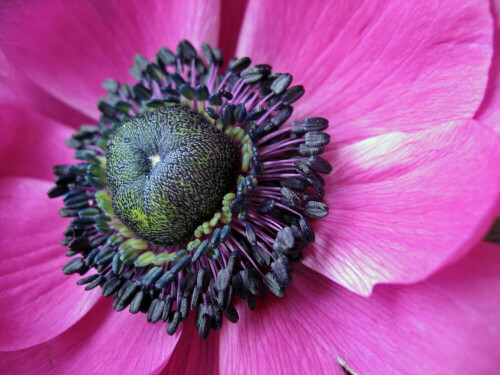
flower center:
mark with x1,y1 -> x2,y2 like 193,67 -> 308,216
107,106 -> 238,245
48,39 -> 332,340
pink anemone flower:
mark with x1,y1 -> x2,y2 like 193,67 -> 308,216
1,0 -> 500,374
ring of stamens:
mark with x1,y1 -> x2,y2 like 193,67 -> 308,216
48,40 -> 331,339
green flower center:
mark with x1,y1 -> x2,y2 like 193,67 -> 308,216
106,106 -> 239,245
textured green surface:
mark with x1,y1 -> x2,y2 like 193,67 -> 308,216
107,106 -> 238,245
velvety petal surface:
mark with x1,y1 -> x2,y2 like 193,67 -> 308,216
0,298 -> 181,374
475,0 -> 500,132
160,315 -> 219,375
0,104 -> 75,181
237,0 -> 493,145
0,0 -> 221,119
0,177 -> 101,351
218,242 -> 500,375
304,119 -> 500,295
218,0 -> 249,62
0,50 -> 93,127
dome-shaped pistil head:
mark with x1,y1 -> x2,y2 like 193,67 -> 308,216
106,106 -> 239,245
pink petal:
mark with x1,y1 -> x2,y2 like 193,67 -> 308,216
237,0 -> 493,145
0,104 -> 75,181
0,50 -> 93,128
475,0 -> 500,132
0,298 -> 181,374
0,177 -> 101,351
304,119 -> 500,295
218,0 -> 249,62
0,0 -> 221,119
160,316 -> 219,375
218,242 -> 500,375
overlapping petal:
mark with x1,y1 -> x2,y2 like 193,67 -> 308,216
0,177 -> 101,351
0,51 -> 93,128
218,242 -> 500,375
237,0 -> 493,146
160,316 -> 219,375
0,0 -> 221,119
476,0 -> 500,133
0,298 -> 181,374
304,119 -> 500,295
0,105 -> 75,181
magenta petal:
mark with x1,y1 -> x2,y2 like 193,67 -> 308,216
237,0 -> 493,145
0,298 -> 181,374
475,0 -> 500,132
219,243 -> 500,375
304,119 -> 500,295
0,177 -> 101,351
0,0 -> 221,119
0,50 -> 93,128
160,316 -> 219,375
0,105 -> 75,181
218,0 -> 249,61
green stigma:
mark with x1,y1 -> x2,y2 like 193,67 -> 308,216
106,106 -> 239,246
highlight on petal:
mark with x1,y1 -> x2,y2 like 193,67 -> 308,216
219,243 -> 500,375
475,0 -> 500,133
0,298 -> 181,374
0,104 -> 75,181
304,119 -> 500,295
0,0 -> 221,119
237,0 -> 493,145
0,177 -> 101,351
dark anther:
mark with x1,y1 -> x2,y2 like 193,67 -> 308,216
177,40 -> 197,61
273,227 -> 296,254
129,290 -> 144,314
141,267 -> 164,286
279,85 -> 305,105
76,274 -> 100,286
235,103 -> 247,123
179,84 -> 196,100
223,303 -> 239,323
195,85 -> 210,101
257,199 -> 275,214
198,314 -> 212,340
167,311 -> 181,335
246,107 -> 267,121
281,177 -> 307,192
228,57 -> 252,74
263,272 -> 285,297
155,271 -> 176,289
157,47 -> 176,66
227,251 -> 242,275
218,89 -> 233,100
305,131 -> 330,147
63,257 -> 88,275
162,296 -> 174,322
299,217 -> 315,242
307,155 -> 332,174
245,224 -> 257,245
201,42 -> 216,64
133,83 -> 152,101
270,73 -> 293,95
271,257 -> 292,287
147,299 -> 160,323
208,93 -> 222,106
304,201 -> 329,218
280,187 -> 301,207
170,73 -> 187,87
240,269 -> 266,299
